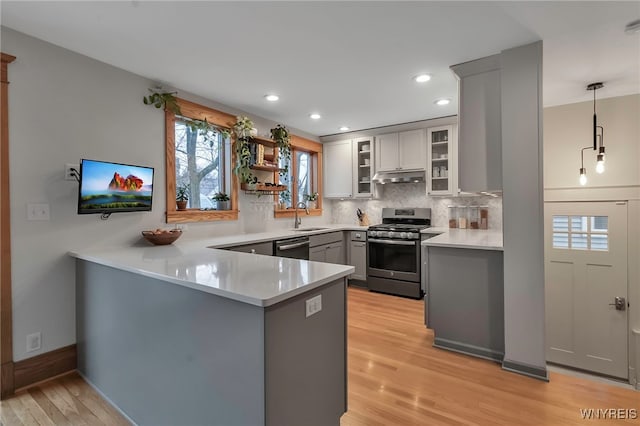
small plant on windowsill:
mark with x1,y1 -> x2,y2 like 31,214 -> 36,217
176,184 -> 189,211
304,192 -> 319,209
212,192 -> 230,210
279,189 -> 291,210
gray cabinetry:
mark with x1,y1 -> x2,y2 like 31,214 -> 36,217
451,54 -> 502,192
427,246 -> 504,361
348,231 -> 367,282
223,241 -> 273,256
309,232 -> 345,264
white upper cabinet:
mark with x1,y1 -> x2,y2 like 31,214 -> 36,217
353,137 -> 375,198
323,140 -> 353,198
375,130 -> 426,172
427,124 -> 458,196
398,129 -> 427,171
375,133 -> 399,172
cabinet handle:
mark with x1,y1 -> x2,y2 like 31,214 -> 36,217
250,249 -> 256,254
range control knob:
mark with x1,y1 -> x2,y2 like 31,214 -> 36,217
408,233 -> 418,239
388,231 -> 395,238
369,231 -> 377,237
400,232 -> 408,239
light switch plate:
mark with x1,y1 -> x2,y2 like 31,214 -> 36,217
26,332 -> 41,353
305,294 -> 322,318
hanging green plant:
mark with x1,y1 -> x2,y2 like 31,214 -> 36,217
143,87 -> 181,115
270,124 -> 291,177
233,116 -> 256,184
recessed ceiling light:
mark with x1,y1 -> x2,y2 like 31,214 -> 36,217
339,126 -> 350,131
264,94 -> 279,102
435,98 -> 451,106
310,113 -> 321,120
414,74 -> 431,83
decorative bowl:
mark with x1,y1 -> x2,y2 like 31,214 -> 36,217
141,229 -> 182,246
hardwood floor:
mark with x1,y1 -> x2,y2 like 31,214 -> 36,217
2,287 -> 638,425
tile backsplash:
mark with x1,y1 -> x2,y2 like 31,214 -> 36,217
328,183 -> 502,229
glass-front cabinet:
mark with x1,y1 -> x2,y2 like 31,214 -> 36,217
427,125 -> 457,196
353,137 -> 374,198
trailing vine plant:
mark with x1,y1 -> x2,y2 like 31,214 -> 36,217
233,116 -> 257,184
270,124 -> 291,177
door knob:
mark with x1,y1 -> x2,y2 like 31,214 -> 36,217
609,296 -> 626,311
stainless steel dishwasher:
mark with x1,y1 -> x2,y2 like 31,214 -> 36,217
274,236 -> 310,260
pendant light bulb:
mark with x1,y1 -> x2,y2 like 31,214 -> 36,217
579,168 -> 587,185
596,154 -> 605,174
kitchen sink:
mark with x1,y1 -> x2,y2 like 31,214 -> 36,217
292,227 -> 329,232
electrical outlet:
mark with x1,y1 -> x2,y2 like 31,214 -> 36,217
26,332 -> 41,353
305,294 -> 322,318
27,203 -> 50,221
64,163 -> 79,181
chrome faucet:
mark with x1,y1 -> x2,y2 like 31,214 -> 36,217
294,202 -> 310,229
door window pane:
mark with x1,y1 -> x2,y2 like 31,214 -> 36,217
590,234 -> 609,251
552,216 -> 569,232
570,216 -> 587,232
552,233 -> 569,249
591,216 -> 608,233
571,233 -> 588,250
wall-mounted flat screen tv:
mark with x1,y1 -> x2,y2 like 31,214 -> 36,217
78,159 -> 154,214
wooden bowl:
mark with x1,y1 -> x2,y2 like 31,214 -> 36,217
141,229 -> 182,246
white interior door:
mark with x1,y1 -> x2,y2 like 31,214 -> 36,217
545,201 -> 628,378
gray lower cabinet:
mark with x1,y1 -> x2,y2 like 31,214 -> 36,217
221,241 -> 274,256
427,246 -> 504,362
348,230 -> 367,282
309,232 -> 345,264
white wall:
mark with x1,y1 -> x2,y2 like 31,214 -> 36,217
2,28 -> 330,361
544,93 -> 640,383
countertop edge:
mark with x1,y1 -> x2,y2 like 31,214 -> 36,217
422,241 -> 504,251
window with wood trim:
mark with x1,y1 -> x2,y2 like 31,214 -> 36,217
166,98 -> 238,223
274,136 -> 323,218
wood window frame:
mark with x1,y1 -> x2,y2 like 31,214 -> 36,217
166,98 -> 239,223
274,135 -> 323,219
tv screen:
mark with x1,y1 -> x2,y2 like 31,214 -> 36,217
78,159 -> 154,214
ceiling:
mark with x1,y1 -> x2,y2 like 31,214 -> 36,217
2,1 -> 639,137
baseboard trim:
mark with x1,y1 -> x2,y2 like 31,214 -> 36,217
13,344 -> 77,390
433,337 -> 504,363
502,359 -> 549,382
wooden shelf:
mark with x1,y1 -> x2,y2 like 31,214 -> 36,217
241,183 -> 288,195
250,164 -> 282,172
249,135 -> 276,147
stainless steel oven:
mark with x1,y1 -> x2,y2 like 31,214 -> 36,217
366,208 -> 431,299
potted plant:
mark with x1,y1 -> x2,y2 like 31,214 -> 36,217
212,192 -> 230,210
270,124 -> 291,177
279,189 -> 291,210
143,87 -> 181,114
304,192 -> 319,210
176,183 -> 189,211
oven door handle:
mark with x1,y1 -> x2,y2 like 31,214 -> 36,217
368,238 -> 416,246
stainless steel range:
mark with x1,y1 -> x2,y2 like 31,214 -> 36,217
367,208 -> 435,299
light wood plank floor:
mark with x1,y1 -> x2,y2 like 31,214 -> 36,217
2,287 -> 639,425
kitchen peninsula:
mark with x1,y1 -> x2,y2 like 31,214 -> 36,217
71,233 -> 355,426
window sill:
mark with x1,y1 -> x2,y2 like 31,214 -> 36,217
167,209 -> 239,223
273,208 -> 322,219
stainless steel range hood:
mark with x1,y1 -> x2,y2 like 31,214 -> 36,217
371,170 -> 425,184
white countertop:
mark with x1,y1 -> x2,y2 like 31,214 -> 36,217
421,228 -> 503,251
70,224 -> 363,307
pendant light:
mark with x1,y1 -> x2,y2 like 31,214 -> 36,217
578,82 -> 607,185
